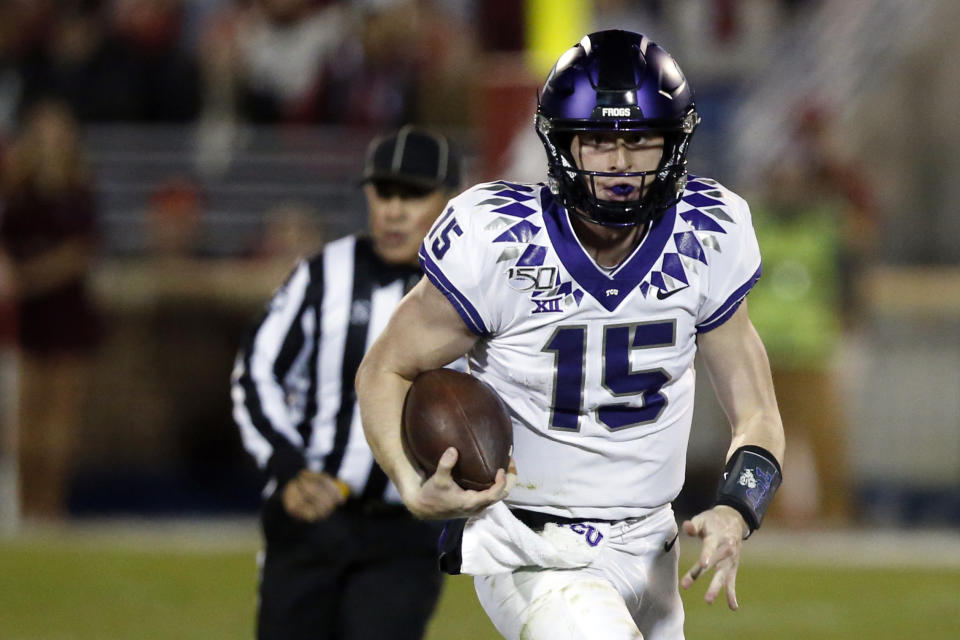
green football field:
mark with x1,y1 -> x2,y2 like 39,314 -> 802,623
1,523 -> 958,639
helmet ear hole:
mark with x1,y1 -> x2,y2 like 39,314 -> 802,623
553,133 -> 576,158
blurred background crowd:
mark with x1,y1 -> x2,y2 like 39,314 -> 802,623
0,0 -> 957,531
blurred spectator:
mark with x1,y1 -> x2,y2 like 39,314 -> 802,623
413,0 -> 480,127
316,0 -> 421,127
750,110 -> 872,525
786,102 -> 878,326
747,103 -> 877,527
199,0 -> 477,127
109,0 -> 202,121
0,100 -> 101,520
200,0 -> 346,124
18,0 -> 142,121
747,157 -> 857,527
18,0 -> 199,122
0,0 -> 482,130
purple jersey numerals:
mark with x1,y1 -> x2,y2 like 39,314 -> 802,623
431,216 -> 463,260
542,320 -> 676,432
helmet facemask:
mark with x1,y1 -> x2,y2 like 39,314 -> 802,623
537,111 -> 699,228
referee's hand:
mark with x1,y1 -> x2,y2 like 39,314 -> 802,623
282,470 -> 350,522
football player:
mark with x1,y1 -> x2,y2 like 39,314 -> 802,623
357,30 -> 785,639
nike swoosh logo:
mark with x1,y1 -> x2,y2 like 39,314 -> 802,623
656,286 -> 689,300
664,532 -> 679,552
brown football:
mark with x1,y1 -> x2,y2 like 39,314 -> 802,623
402,368 -> 513,490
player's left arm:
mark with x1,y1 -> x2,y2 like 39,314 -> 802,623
681,300 -> 785,610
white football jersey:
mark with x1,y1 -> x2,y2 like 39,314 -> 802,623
418,177 -> 762,520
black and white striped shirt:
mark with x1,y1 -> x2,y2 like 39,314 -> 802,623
232,234 -> 423,504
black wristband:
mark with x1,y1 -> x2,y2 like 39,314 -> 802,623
716,445 -> 782,537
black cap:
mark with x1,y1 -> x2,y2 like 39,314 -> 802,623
361,126 -> 461,191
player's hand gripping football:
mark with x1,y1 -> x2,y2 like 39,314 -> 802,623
403,447 -> 516,520
282,469 -> 350,521
679,504 -> 750,610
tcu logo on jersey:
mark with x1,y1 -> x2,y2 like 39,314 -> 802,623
565,522 -> 604,547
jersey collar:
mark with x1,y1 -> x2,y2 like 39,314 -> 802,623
541,187 -> 676,312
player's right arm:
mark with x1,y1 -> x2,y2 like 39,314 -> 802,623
356,276 -> 512,519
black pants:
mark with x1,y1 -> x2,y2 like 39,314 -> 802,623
257,496 -> 445,640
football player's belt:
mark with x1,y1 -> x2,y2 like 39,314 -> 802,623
511,508 -> 620,532
510,509 -> 655,533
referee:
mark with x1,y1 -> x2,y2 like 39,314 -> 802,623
232,126 -> 462,640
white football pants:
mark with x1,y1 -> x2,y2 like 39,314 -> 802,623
474,506 -> 684,640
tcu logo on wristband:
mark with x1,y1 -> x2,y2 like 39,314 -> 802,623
718,446 -> 783,534
739,466 -> 777,511
737,469 -> 757,489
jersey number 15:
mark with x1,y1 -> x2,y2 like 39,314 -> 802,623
541,320 -> 676,431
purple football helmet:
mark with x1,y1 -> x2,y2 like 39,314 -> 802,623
536,30 -> 699,227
